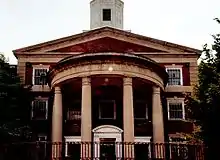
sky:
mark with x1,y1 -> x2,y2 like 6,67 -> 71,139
0,0 -> 219,64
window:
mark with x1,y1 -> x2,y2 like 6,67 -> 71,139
33,68 -> 48,85
103,9 -> 111,21
67,100 -> 81,120
134,100 -> 148,119
32,99 -> 48,120
168,100 -> 185,120
37,135 -> 47,142
169,137 -> 188,159
166,68 -> 182,85
99,100 -> 116,119
37,135 -> 47,158
65,137 -> 81,158
170,137 -> 186,143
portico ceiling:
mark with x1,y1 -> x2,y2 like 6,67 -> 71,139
48,52 -> 168,89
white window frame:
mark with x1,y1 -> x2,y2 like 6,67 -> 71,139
64,136 -> 152,159
169,136 -> 187,144
169,136 -> 188,159
134,100 -> 148,120
99,100 -> 116,120
166,67 -> 183,86
37,135 -> 47,142
167,98 -> 185,120
32,65 -> 49,85
64,136 -> 81,157
31,97 -> 49,120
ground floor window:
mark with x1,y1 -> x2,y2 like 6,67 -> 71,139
169,137 -> 188,159
31,98 -> 48,120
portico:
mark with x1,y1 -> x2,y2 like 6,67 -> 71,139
49,52 -> 168,158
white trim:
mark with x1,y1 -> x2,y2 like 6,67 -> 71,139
167,98 -> 185,120
64,135 -> 152,158
169,136 -> 188,159
135,137 -> 152,158
32,66 -> 49,85
93,125 -> 122,159
98,100 -> 116,120
166,67 -> 183,86
37,135 -> 47,141
64,136 -> 81,157
134,136 -> 151,143
31,98 -> 49,120
169,136 -> 187,144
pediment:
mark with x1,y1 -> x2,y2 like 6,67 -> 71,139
13,27 -> 201,56
51,37 -> 164,53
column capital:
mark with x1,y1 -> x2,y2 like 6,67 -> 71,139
54,86 -> 61,94
123,77 -> 132,86
82,77 -> 91,86
152,86 -> 160,94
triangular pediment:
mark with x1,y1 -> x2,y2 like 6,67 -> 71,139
13,27 -> 201,55
51,37 -> 164,53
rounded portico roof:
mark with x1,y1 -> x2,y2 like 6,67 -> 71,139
48,52 -> 168,88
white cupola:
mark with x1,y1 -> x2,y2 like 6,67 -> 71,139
90,0 -> 124,30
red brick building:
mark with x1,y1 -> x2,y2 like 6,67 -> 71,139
12,0 -> 201,159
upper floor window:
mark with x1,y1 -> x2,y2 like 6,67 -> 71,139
166,68 -> 183,86
67,100 -> 81,120
33,68 -> 48,85
31,99 -> 48,120
168,99 -> 185,120
134,100 -> 148,119
99,100 -> 116,119
103,9 -> 111,21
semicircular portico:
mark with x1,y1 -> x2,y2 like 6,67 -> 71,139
48,52 -> 168,89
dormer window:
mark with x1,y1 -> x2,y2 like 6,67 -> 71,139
103,9 -> 111,21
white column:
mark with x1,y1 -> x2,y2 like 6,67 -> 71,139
51,86 -> 63,159
81,77 -> 92,159
123,77 -> 135,159
152,86 -> 165,159
152,86 -> 164,143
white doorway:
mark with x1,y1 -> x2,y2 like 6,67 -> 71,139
93,125 -> 123,159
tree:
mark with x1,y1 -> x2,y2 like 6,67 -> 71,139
0,53 -> 32,142
185,18 -> 220,159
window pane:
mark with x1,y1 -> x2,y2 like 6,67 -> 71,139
67,143 -> 80,159
99,101 -> 115,119
67,109 -> 81,120
169,103 -> 183,119
134,101 -> 147,119
167,69 -> 181,85
34,69 -> 47,85
103,9 -> 111,21
32,100 -> 47,120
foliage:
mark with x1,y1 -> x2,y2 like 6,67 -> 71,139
0,53 -> 32,142
185,18 -> 220,159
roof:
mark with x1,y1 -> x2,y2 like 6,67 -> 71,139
13,27 -> 202,55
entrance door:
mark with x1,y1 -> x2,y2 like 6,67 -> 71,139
100,138 -> 116,160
